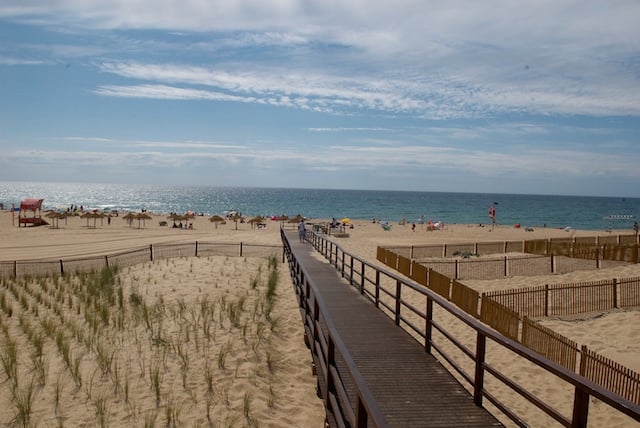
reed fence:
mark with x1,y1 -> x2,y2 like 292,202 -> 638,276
581,346 -> 640,406
376,237 -> 640,409
484,277 -> 639,317
521,317 -> 578,372
0,241 -> 284,278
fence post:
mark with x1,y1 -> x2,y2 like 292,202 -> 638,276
612,278 -> 618,308
454,259 -> 459,280
105,255 -> 109,268
195,241 -> 198,257
60,259 -> 64,276
240,242 -> 243,257
544,284 -> 549,317
443,243 -> 447,258
149,244 -> 153,262
504,256 -> 508,277
474,331 -> 487,407
550,255 -> 555,274
360,263 -> 365,294
13,260 -> 17,278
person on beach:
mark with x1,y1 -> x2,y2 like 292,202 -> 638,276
298,220 -> 306,243
488,204 -> 496,231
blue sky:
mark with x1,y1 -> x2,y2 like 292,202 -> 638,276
1,1 -> 639,197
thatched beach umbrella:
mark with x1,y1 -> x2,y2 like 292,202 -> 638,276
136,212 -> 152,228
122,212 -> 136,228
209,215 -> 225,229
288,214 -> 305,224
45,210 -> 68,228
81,211 -> 103,228
248,216 -> 265,229
229,212 -> 243,230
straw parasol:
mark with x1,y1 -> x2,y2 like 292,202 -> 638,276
136,212 -> 152,228
248,216 -> 265,229
288,214 -> 305,223
81,211 -> 104,228
209,215 -> 225,229
45,210 -> 68,228
122,212 -> 136,228
229,212 -> 243,231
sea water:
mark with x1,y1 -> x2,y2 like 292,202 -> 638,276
0,181 -> 638,231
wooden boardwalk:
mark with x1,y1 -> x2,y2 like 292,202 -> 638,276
285,231 -> 503,427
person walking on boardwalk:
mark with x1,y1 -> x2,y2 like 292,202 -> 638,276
488,203 -> 496,231
298,219 -> 306,243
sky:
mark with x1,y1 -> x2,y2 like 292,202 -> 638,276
1,1 -> 639,197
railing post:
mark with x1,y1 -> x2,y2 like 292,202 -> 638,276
341,251 -> 345,278
425,297 -> 433,353
195,241 -> 199,257
240,242 -> 243,257
375,271 -> 380,307
356,397 -> 368,428
395,280 -> 402,325
325,335 -> 336,412
474,331 -> 487,407
60,259 -> 64,276
149,244 -> 153,262
13,260 -> 17,278
572,386 -> 590,428
454,259 -> 459,280
349,257 -> 354,285
360,263 -> 365,294
612,278 -> 618,308
105,255 -> 109,268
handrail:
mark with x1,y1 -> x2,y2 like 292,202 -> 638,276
303,229 -> 640,427
281,228 -> 387,427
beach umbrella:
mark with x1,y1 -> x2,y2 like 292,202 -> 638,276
248,216 -> 265,229
209,215 -> 225,229
229,212 -> 243,230
136,212 -> 152,228
45,210 -> 67,228
340,217 -> 351,224
122,212 -> 136,227
81,211 -> 102,228
288,214 -> 305,223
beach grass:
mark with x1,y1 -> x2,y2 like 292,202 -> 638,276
0,255 -> 323,426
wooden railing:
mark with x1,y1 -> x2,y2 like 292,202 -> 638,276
296,229 -> 640,427
281,228 -> 387,427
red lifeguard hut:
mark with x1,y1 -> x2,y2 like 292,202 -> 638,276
18,198 -> 47,227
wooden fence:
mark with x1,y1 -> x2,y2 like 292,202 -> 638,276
376,238 -> 640,409
484,277 -> 640,317
0,241 -> 284,278
521,317 -> 578,372
581,346 -> 640,406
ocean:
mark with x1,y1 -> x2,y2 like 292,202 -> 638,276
1,181 -> 638,231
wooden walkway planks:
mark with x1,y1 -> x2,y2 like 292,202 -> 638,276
286,231 -> 503,427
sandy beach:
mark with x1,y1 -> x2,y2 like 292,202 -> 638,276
0,211 -> 638,427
